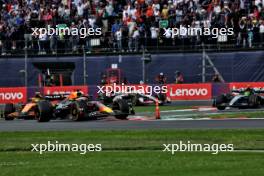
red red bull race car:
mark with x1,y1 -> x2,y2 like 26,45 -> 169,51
3,91 -> 133,122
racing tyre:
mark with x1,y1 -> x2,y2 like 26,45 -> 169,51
35,101 -> 53,122
70,100 -> 87,121
249,95 -> 261,108
112,99 -> 129,120
4,103 -> 15,120
214,95 -> 226,110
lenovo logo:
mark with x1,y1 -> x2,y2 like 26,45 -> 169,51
170,88 -> 208,96
0,92 -> 24,100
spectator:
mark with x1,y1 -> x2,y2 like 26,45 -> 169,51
260,20 -> 264,46
0,0 -> 263,55
212,74 -> 221,83
156,72 -> 167,84
150,24 -> 159,48
132,26 -> 139,52
115,28 -> 123,52
175,71 -> 184,84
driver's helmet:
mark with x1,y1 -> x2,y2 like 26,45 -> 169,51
76,90 -> 83,97
244,85 -> 253,96
34,92 -> 42,98
245,85 -> 252,92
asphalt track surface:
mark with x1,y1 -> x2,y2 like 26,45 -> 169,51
0,118 -> 264,131
0,100 -> 264,131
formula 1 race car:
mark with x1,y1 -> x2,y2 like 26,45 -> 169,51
98,92 -> 170,106
3,91 -> 132,122
212,88 -> 264,110
51,93 -> 132,121
3,93 -> 62,121
131,92 -> 171,106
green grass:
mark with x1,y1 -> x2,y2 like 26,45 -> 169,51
0,130 -> 264,151
0,130 -> 264,175
0,151 -> 263,176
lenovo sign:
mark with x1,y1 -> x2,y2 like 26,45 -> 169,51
229,82 -> 264,90
44,86 -> 88,95
0,87 -> 27,103
167,84 -> 212,100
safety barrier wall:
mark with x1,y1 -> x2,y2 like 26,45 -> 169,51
1,82 -> 264,104
0,51 -> 263,87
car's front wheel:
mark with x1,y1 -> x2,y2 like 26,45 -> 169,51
35,101 -> 53,122
4,103 -> 15,120
70,100 -> 87,121
214,95 -> 227,110
112,99 -> 129,120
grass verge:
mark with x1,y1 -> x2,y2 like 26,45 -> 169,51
0,130 -> 264,176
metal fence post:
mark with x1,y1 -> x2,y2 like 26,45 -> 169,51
24,39 -> 28,87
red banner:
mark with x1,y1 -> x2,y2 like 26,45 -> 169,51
229,82 -> 264,90
43,86 -> 88,95
0,87 -> 27,103
166,84 -> 212,100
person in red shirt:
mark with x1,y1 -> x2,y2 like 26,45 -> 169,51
146,5 -> 153,18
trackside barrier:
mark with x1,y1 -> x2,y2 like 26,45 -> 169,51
0,82 -> 264,104
166,83 -> 212,100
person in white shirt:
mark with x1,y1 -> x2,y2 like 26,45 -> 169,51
77,2 -> 84,17
260,20 -> 264,46
150,26 -> 159,48
132,27 -> 139,52
115,29 -> 123,52
38,30 -> 47,54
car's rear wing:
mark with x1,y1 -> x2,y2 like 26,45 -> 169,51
231,88 -> 264,94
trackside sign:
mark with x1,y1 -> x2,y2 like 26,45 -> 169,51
229,82 -> 264,90
166,84 -> 212,100
44,86 -> 88,95
0,87 -> 27,103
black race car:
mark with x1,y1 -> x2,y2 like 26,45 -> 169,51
98,92 -> 170,106
33,92 -> 133,122
213,88 -> 264,110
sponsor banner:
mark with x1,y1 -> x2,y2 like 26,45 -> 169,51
212,83 -> 230,97
0,87 -> 27,103
27,87 -> 43,100
166,84 -> 212,100
229,82 -> 264,90
43,86 -> 88,95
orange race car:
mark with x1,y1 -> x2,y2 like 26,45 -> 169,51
3,92 -> 63,121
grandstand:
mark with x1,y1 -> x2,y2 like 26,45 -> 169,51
0,0 -> 263,55
0,0 -> 263,87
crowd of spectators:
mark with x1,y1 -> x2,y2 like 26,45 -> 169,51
0,0 -> 264,55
